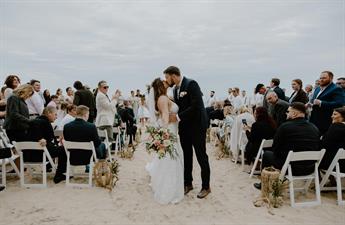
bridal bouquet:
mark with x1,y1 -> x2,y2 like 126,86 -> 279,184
145,126 -> 178,159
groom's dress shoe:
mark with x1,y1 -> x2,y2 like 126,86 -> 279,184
184,185 -> 193,195
197,188 -> 211,199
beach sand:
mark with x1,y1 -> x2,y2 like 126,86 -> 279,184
1,140 -> 344,225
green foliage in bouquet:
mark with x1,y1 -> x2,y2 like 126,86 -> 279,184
145,126 -> 178,159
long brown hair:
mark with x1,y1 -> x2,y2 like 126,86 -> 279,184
151,78 -> 167,111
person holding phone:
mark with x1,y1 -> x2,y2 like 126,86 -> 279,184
243,107 -> 276,164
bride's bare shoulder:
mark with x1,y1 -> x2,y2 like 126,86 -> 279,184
157,95 -> 169,103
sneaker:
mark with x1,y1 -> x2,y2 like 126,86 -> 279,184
253,182 -> 261,190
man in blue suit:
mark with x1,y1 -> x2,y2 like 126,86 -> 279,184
309,71 -> 345,134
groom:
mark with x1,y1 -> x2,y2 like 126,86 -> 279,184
165,66 -> 211,199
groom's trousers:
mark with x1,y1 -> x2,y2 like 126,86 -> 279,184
179,128 -> 210,189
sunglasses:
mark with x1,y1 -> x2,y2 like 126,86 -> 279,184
102,86 -> 109,89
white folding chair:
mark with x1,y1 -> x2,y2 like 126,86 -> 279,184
237,130 -> 247,170
113,126 -> 123,152
97,129 -> 113,162
320,148 -> 345,206
63,141 -> 98,188
249,139 -> 273,178
279,149 -> 326,207
13,141 -> 57,188
0,146 -> 20,187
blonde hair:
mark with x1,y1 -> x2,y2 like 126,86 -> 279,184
76,105 -> 89,117
223,106 -> 233,116
238,106 -> 252,114
13,84 -> 34,99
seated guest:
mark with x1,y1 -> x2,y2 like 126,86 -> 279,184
216,105 -> 235,143
254,102 -> 320,189
266,91 -> 289,127
56,104 -> 76,130
319,106 -> 345,172
28,106 -> 67,183
243,107 -> 276,164
63,105 -> 107,161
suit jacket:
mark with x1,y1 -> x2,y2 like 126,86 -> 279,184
289,89 -> 308,104
29,115 -> 57,145
271,99 -> 289,127
73,88 -> 96,118
320,123 -> 345,172
310,82 -> 345,134
118,107 -> 136,135
95,92 -> 117,127
173,77 -> 208,133
3,95 -> 31,131
272,118 -> 320,175
273,86 -> 285,101
63,118 -> 101,148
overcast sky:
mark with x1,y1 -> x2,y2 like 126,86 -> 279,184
1,0 -> 344,98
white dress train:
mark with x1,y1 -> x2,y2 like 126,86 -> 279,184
145,102 -> 184,204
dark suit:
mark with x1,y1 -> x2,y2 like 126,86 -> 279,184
63,118 -> 106,164
271,99 -> 289,127
262,118 -> 320,175
118,106 -> 137,145
289,90 -> 308,104
310,83 -> 345,134
174,77 -> 210,189
273,86 -> 285,101
28,115 -> 66,175
73,88 -> 96,123
4,95 -> 31,142
320,123 -> 345,172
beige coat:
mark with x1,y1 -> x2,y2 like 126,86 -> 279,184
95,92 -> 117,127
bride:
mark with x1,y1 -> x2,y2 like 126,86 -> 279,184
145,78 -> 184,204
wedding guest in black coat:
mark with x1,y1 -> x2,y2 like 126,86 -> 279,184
63,105 -> 107,163
243,107 -> 276,164
73,81 -> 96,123
4,84 -> 34,142
288,79 -> 308,104
320,106 -> 345,172
118,100 -> 137,146
28,106 -> 67,183
254,102 -> 320,189
266,91 -> 289,127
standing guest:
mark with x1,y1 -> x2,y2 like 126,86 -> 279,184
288,79 -> 308,104
118,100 -> 137,147
95,80 -> 118,144
135,89 -> 142,98
319,106 -> 345,172
65,87 -> 74,104
231,87 -> 243,113
43,89 -> 51,107
266,91 -> 289,127
26,79 -> 45,119
336,77 -> 345,92
241,90 -> 251,108
243,107 -> 276,164
3,84 -> 34,142
57,104 -> 77,130
206,91 -> 217,107
227,88 -> 234,103
309,71 -> 345,134
129,90 -> 140,120
47,95 -> 59,109
304,84 -> 314,102
270,78 -> 285,101
73,81 -> 96,123
254,102 -> 320,189
254,83 -> 266,108
137,96 -> 150,127
4,75 -> 21,100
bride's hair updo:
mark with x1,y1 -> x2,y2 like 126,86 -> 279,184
151,78 -> 167,111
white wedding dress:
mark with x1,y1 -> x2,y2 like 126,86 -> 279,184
145,102 -> 184,204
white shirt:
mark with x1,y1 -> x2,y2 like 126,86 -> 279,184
57,114 -> 75,130
65,95 -> 74,104
254,93 -> 264,107
232,95 -> 243,112
206,95 -> 217,107
25,91 -> 44,115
